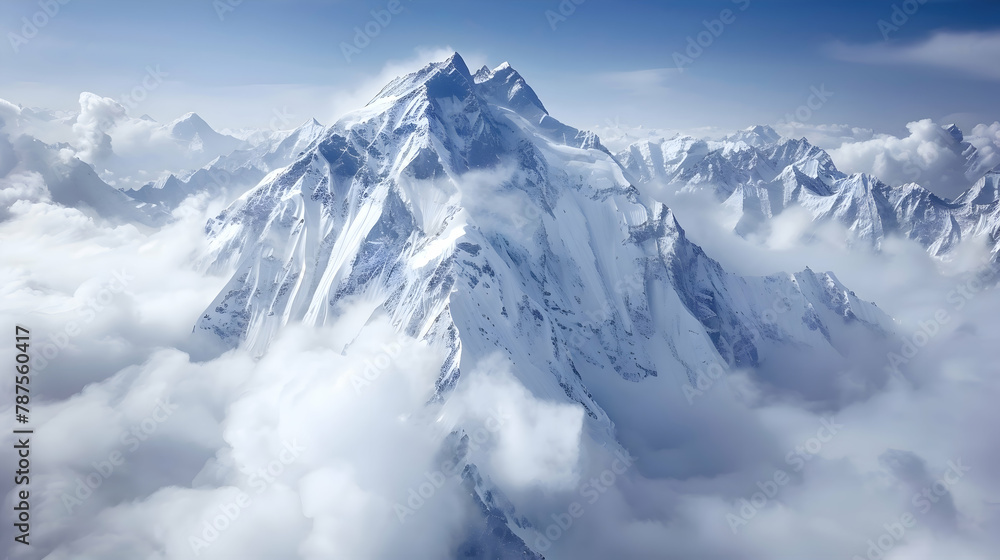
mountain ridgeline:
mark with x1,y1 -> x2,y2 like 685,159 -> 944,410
191,54 -> 901,558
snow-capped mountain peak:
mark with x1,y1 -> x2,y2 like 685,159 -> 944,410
194,59 -> 895,559
167,112 -> 212,138
367,51 -> 476,107
165,111 -> 242,154
727,124 -> 783,148
475,60 -> 550,121
945,122 -> 964,143
954,164 -> 1000,207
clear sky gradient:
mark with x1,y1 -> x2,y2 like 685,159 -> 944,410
1,0 -> 998,136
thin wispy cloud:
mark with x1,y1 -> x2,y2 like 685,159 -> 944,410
828,30 -> 1000,81
596,68 -> 681,94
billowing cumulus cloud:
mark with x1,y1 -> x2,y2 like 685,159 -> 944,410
969,122 -> 1000,169
0,172 -> 50,220
73,93 -> 128,164
827,119 -> 998,199
1,167 -> 996,560
5,93 -> 247,190
0,99 -> 22,128
767,119 -> 1000,200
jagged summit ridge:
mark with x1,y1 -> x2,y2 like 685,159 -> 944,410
618,124 -> 1000,257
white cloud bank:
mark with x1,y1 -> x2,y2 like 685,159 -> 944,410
1,168 -> 997,560
771,119 -> 1000,200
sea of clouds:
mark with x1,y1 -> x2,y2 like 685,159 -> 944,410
3,80 -> 1000,559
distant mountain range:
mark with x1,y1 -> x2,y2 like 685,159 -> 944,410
618,124 -> 1000,256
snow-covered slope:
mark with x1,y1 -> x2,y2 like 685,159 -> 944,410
193,54 -> 896,557
618,126 -> 1000,256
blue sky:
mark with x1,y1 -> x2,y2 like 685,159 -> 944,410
1,0 -> 998,135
